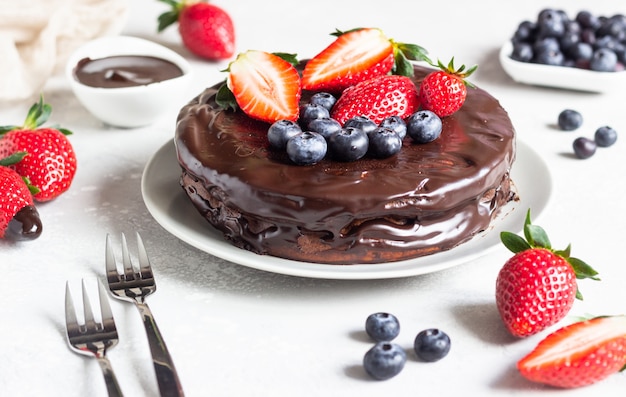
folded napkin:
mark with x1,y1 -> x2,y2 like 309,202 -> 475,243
0,0 -> 129,102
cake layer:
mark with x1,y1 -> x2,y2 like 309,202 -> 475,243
175,65 -> 517,264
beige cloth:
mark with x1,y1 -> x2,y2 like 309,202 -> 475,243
0,0 -> 129,102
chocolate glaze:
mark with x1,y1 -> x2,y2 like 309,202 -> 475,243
175,65 -> 517,264
74,55 -> 183,88
6,205 -> 42,241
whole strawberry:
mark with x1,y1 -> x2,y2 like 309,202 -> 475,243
331,75 -> 420,126
157,0 -> 235,60
0,154 -> 42,240
0,96 -> 77,202
518,315 -> 626,388
496,209 -> 599,338
419,58 -> 477,118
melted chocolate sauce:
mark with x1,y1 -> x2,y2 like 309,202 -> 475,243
74,55 -> 183,88
175,65 -> 517,264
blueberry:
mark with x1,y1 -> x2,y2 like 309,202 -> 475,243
365,312 -> 401,342
594,126 -> 617,147
299,103 -> 330,128
363,342 -> 406,380
379,115 -> 407,140
286,131 -> 327,165
573,137 -> 597,159
534,47 -> 564,66
536,9 -> 566,39
307,117 -> 342,140
343,116 -> 377,135
267,120 -> 302,149
406,110 -> 442,144
557,109 -> 583,131
367,128 -> 402,159
511,42 -> 533,63
590,48 -> 618,72
413,328 -> 451,362
328,127 -> 369,162
568,42 -> 593,62
309,92 -> 336,111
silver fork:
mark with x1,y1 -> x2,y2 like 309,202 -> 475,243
105,233 -> 184,397
65,279 -> 124,397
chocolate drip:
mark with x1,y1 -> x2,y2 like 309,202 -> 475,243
6,205 -> 42,241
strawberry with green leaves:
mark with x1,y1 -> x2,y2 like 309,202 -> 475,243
496,209 -> 599,338
331,74 -> 420,126
518,315 -> 626,388
218,50 -> 301,124
301,28 -> 429,93
0,96 -> 77,202
157,0 -> 235,60
0,153 -> 42,240
419,58 -> 477,118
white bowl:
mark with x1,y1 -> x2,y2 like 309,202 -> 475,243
499,41 -> 626,93
66,36 -> 192,128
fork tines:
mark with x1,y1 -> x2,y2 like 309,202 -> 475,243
65,279 -> 118,356
105,233 -> 154,289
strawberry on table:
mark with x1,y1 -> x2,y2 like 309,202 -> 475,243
496,209 -> 599,338
0,153 -> 42,241
518,315 -> 626,388
331,74 -> 420,126
301,27 -> 429,93
219,50 -> 301,124
0,96 -> 77,202
157,0 -> 235,60
419,58 -> 477,118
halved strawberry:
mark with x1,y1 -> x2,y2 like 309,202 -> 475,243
518,315 -> 626,388
301,28 -> 429,93
222,50 -> 301,123
331,74 -> 420,125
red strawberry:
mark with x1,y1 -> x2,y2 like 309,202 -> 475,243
220,50 -> 301,123
0,154 -> 42,240
496,209 -> 599,338
419,58 -> 477,118
0,96 -> 77,202
301,28 -> 429,93
518,315 -> 626,388
330,75 -> 420,125
157,0 -> 235,60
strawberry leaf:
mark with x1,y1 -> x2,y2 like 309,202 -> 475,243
22,175 -> 41,195
526,224 -> 551,249
272,52 -> 299,67
0,152 -> 27,166
392,50 -> 414,77
500,231 -> 531,253
0,125 -> 18,134
215,83 -> 239,111
568,257 -> 600,280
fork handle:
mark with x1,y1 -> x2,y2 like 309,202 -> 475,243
137,302 -> 185,397
97,357 -> 124,397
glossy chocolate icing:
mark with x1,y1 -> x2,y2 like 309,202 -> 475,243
73,55 -> 183,88
175,65 -> 517,264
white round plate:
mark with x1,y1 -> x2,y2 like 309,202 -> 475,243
141,139 -> 551,279
499,41 -> 626,93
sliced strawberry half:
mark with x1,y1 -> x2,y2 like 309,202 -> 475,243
301,28 -> 429,93
225,50 -> 301,123
518,315 -> 626,388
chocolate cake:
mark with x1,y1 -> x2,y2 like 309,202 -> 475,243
174,64 -> 517,265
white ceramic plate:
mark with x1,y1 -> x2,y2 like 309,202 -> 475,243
141,139 -> 551,279
499,41 -> 626,93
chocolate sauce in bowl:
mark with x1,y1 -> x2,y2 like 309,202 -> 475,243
74,55 -> 184,88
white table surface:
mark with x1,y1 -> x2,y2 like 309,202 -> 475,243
2,0 -> 626,396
